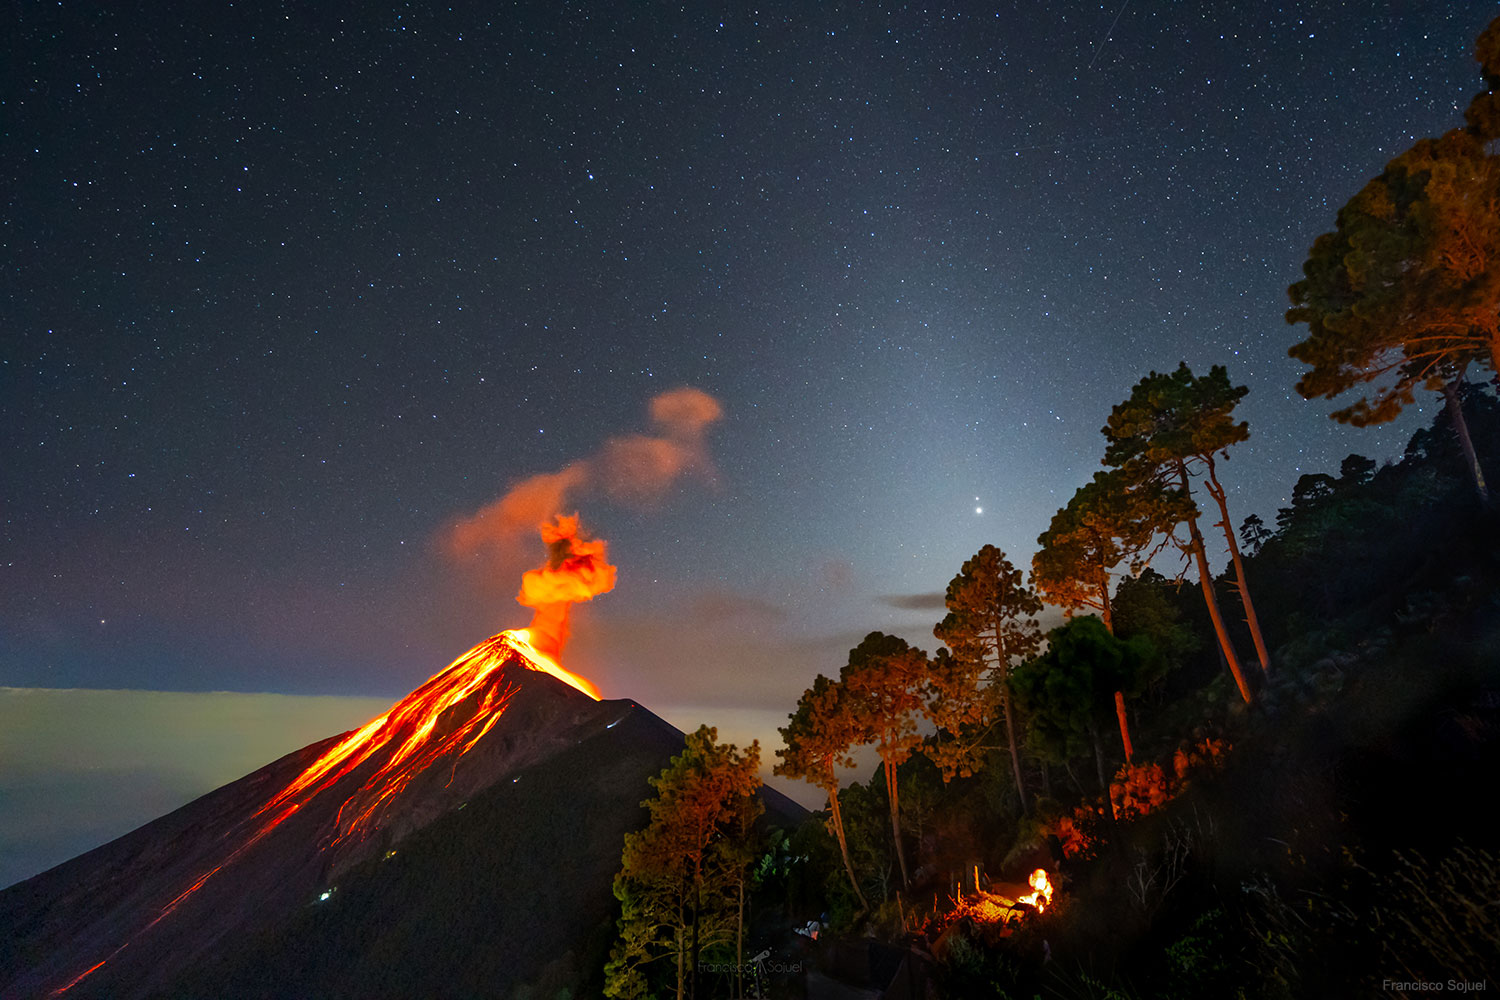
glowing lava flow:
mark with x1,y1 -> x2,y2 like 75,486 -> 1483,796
50,515 -> 616,997
50,631 -> 596,997
257,629 -> 597,842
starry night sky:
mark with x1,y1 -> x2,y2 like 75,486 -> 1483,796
4,3 -> 1495,732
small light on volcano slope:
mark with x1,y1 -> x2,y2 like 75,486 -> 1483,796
45,630 -> 602,997
47,517 -> 617,997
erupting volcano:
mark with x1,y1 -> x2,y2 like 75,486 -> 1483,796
0,515 -> 690,1000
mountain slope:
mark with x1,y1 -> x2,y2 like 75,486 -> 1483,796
0,633 -> 711,999
151,691 -> 691,1000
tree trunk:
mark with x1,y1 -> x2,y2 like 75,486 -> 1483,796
1114,689 -> 1134,763
1176,463 -> 1253,703
1098,610 -> 1133,764
1063,759 -> 1084,795
827,784 -> 869,912
736,875 -> 744,1000
991,617 -> 1031,817
691,878 -> 700,1000
1443,375 -> 1491,507
1186,510 -> 1253,703
1098,560 -> 1113,632
885,757 -> 911,890
1001,681 -> 1031,816
1203,457 -> 1271,673
1089,717 -> 1115,821
676,923 -> 685,1000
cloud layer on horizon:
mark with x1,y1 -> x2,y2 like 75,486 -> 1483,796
0,688 -> 389,890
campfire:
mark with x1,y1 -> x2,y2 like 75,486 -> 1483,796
936,867 -> 1056,933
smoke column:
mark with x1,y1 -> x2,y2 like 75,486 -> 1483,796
515,514 -> 617,660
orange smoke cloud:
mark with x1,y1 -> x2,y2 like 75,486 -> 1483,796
443,387 -> 722,559
444,462 -> 590,559
516,514 -> 618,660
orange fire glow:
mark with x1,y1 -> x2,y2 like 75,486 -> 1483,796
49,519 -> 616,997
931,867 -> 1057,938
1017,867 -> 1054,913
51,633 -> 600,996
516,513 -> 617,660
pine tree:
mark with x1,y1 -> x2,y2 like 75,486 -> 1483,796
1103,363 -> 1268,700
775,675 -> 869,913
931,545 -> 1042,813
1287,16 -> 1500,506
605,726 -> 762,1000
840,631 -> 928,891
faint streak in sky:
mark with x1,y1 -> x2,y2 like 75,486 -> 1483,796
1087,0 -> 1131,70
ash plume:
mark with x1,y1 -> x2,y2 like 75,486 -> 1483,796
443,387 -> 723,559
516,514 -> 617,659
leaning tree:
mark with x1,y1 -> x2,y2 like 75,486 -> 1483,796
1103,364 -> 1269,701
1287,16 -> 1500,506
775,674 -> 869,913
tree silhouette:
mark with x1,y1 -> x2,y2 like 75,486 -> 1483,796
841,631 -> 928,891
1032,469 -> 1164,630
1103,363 -> 1268,700
774,675 -> 869,913
1239,513 -> 1273,557
1009,616 -> 1160,814
606,726 -> 761,1000
1287,17 -> 1500,505
932,545 -> 1042,814
1032,471 -> 1193,761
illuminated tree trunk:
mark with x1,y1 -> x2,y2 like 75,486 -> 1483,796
1202,458 -> 1271,673
1095,607 -> 1134,764
1443,376 -> 1491,506
1000,679 -> 1031,817
992,617 -> 1032,818
1171,461 -> 1253,703
884,756 -> 910,890
1114,690 -> 1134,763
1185,510 -> 1252,703
1095,552 -> 1114,632
826,784 -> 868,912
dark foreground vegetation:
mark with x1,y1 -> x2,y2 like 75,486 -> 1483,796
605,376 -> 1499,1000
600,19 -> 1500,997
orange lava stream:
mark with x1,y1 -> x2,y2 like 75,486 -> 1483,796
50,629 -> 598,996
256,628 -> 598,841
506,627 -> 602,699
